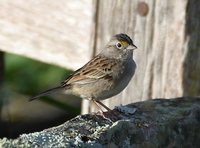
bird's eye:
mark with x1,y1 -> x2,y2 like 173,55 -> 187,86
116,42 -> 122,49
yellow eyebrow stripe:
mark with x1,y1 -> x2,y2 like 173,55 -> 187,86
120,41 -> 129,46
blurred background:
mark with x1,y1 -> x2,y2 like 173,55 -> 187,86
0,0 -> 200,138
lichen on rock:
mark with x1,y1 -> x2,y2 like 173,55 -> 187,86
1,97 -> 200,147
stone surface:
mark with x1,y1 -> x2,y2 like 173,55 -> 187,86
1,97 -> 200,147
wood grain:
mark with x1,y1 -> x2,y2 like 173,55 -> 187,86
0,0 -> 199,114
0,0 -> 94,70
83,0 -> 197,113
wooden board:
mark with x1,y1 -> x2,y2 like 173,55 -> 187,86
0,0 -> 94,70
82,0 -> 192,113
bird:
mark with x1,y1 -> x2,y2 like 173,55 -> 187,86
30,33 -> 137,112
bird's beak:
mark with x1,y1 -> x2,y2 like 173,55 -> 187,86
127,44 -> 137,50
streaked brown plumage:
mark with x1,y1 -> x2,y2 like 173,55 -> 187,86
30,33 -> 137,111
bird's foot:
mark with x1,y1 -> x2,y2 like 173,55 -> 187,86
95,109 -> 123,122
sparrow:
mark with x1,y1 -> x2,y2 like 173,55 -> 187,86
30,33 -> 137,112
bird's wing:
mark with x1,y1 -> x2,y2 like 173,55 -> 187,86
61,55 -> 118,86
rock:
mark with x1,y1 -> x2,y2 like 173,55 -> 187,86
1,97 -> 200,147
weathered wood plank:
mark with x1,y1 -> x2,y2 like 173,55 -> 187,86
83,0 -> 196,113
0,0 -> 94,70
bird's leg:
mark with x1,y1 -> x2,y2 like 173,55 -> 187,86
91,99 -> 104,112
91,100 -> 121,121
90,99 -> 113,122
95,100 -> 121,120
95,100 -> 112,111
94,100 -> 121,115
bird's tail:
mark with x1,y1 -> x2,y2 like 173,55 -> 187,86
29,86 -> 64,101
